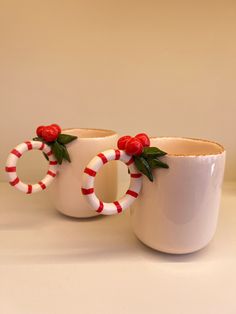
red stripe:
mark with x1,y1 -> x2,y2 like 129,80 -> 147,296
131,173 -> 142,178
11,149 -> 22,158
10,177 -> 19,186
49,161 -> 57,165
126,157 -> 134,166
97,153 -> 108,164
47,170 -> 56,177
114,149 -> 120,160
114,201 -> 122,213
38,181 -> 46,190
5,167 -> 16,172
47,151 -> 53,156
96,201 -> 104,213
40,142 -> 45,150
25,141 -> 33,150
84,167 -> 97,177
126,189 -> 138,198
81,188 -> 94,195
27,185 -> 32,194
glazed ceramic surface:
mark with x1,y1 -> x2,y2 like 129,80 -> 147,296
130,137 -> 226,254
49,128 -> 118,218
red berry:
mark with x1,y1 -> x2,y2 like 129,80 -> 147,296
135,133 -> 150,147
36,125 -> 45,137
51,123 -> 61,134
117,135 -> 132,150
42,125 -> 59,142
125,137 -> 143,156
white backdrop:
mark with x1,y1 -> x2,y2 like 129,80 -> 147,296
0,0 -> 235,181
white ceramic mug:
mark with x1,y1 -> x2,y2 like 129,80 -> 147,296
6,128 -> 118,218
130,137 -> 226,254
49,128 -> 118,218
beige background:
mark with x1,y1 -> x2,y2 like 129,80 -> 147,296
0,0 -> 235,181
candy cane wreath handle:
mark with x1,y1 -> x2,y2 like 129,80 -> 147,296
5,140 -> 58,193
81,149 -> 143,215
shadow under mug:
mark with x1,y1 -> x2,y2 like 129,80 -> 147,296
130,137 -> 226,254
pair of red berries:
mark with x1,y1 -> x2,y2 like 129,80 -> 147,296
36,124 -> 61,142
117,133 -> 150,156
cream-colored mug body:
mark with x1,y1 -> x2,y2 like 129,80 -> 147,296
48,128 -> 118,218
130,137 -> 226,254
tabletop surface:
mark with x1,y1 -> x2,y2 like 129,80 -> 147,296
0,182 -> 235,314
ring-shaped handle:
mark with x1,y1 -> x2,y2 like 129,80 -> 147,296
5,140 -> 58,194
81,149 -> 142,215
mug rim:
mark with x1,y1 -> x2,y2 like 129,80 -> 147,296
150,136 -> 225,157
62,128 -> 117,139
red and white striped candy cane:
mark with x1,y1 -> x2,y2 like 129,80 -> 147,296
81,149 -> 142,215
5,140 -> 58,193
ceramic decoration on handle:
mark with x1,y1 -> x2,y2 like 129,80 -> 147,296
81,149 -> 143,215
5,140 -> 58,194
6,127 -> 118,218
81,132 -> 169,215
130,137 -> 226,254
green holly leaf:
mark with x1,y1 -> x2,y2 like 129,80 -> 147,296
142,146 -> 167,157
148,158 -> 169,169
62,145 -> 71,162
134,156 -> 153,182
33,130 -> 75,164
43,152 -> 49,161
57,134 -> 77,145
51,141 -> 64,164
32,136 -> 43,142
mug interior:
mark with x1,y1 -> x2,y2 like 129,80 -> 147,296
62,128 -> 117,139
151,137 -> 225,156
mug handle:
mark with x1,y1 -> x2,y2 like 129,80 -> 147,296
81,149 -> 143,215
5,140 -> 58,194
